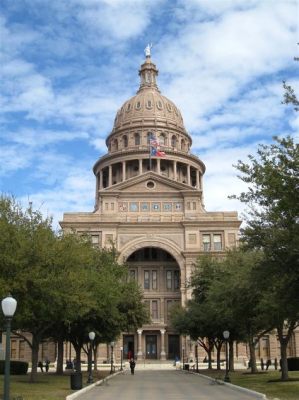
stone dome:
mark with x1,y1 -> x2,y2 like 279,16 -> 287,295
107,55 -> 191,142
113,90 -> 185,132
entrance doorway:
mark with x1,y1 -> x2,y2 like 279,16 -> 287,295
123,335 -> 134,360
146,335 -> 157,359
168,335 -> 180,360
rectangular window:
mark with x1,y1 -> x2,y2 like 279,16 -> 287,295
129,270 -> 136,281
111,203 -> 115,211
166,271 -> 172,290
11,340 -> 17,359
174,270 -> 180,289
202,234 -> 211,251
144,271 -> 150,289
152,270 -> 157,290
151,300 -> 158,319
192,201 -> 196,210
91,235 -> 99,245
19,340 -> 25,359
213,234 -> 222,251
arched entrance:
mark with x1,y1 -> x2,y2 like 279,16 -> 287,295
124,246 -> 181,361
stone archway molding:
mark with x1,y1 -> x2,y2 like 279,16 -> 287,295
119,237 -> 185,273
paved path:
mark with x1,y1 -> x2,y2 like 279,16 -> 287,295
76,370 -> 262,400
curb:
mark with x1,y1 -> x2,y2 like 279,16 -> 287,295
189,371 -> 268,399
66,370 -> 123,400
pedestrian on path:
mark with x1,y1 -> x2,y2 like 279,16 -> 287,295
38,361 -> 44,372
129,358 -> 136,375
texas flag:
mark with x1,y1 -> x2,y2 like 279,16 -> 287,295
149,134 -> 166,157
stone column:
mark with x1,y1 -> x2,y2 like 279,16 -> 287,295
122,161 -> 126,181
139,159 -> 143,175
137,329 -> 143,360
100,170 -> 103,190
157,158 -> 161,174
160,329 -> 166,360
173,161 -> 177,181
200,176 -> 205,207
108,165 -> 112,187
187,164 -> 191,186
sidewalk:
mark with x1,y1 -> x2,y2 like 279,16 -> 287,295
70,369 -> 266,400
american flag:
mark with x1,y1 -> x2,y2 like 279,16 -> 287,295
149,134 -> 166,157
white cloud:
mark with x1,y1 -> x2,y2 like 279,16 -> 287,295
0,0 -> 298,224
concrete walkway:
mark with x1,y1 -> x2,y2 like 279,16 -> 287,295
74,369 -> 265,400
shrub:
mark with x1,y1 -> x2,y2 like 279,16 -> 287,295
0,360 -> 29,375
287,357 -> 299,371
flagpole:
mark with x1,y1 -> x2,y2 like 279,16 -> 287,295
149,133 -> 152,170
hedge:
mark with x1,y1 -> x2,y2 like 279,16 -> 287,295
0,360 -> 28,375
287,357 -> 299,371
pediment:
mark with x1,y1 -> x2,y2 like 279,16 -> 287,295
102,172 -> 196,194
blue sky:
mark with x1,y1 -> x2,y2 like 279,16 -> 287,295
1,0 -> 298,229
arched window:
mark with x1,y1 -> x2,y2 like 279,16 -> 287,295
181,139 -> 185,151
114,139 -> 118,151
171,135 -> 177,147
159,133 -> 166,146
135,133 -> 141,146
123,135 -> 128,148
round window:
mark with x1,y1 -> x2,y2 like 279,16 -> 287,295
146,181 -> 155,189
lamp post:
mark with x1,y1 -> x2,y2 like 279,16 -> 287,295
120,346 -> 123,371
87,331 -> 95,384
195,344 -> 199,373
223,330 -> 230,382
2,294 -> 17,400
110,341 -> 115,374
182,346 -> 185,370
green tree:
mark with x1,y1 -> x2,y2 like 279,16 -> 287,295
231,136 -> 299,380
207,248 -> 273,373
171,255 -> 229,370
0,196 -> 57,381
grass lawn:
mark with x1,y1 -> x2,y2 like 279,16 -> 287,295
0,370 -> 110,400
199,369 -> 299,400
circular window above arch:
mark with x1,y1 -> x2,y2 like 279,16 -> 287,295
146,180 -> 155,189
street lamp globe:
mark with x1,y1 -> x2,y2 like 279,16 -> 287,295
223,330 -> 230,340
110,341 -> 115,347
89,331 -> 95,341
1,295 -> 17,318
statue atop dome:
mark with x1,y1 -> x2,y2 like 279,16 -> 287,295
144,43 -> 153,57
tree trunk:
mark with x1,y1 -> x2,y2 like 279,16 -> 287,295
74,345 -> 82,373
248,339 -> 258,373
56,338 -> 64,374
280,341 -> 289,381
207,349 -> 213,369
30,334 -> 40,382
229,339 -> 234,372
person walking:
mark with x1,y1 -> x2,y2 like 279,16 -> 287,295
45,359 -> 50,372
129,358 -> 136,375
38,361 -> 44,372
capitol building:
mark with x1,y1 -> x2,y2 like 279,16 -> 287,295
60,49 -> 241,362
